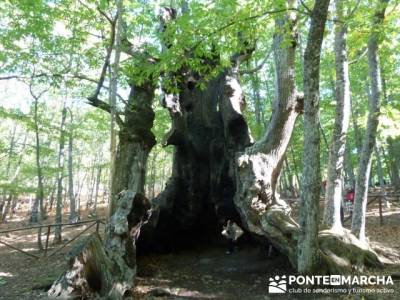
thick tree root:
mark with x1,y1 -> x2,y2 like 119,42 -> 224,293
48,191 -> 151,299
318,229 -> 383,274
236,200 -> 384,274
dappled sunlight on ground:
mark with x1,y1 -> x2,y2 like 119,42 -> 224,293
134,245 -> 293,299
0,199 -> 399,299
0,205 -> 108,299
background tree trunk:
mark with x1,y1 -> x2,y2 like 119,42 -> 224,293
323,0 -> 351,231
387,138 -> 400,194
1,134 -> 26,223
68,111 -> 78,222
344,142 -> 356,188
109,0 -> 123,216
92,165 -> 102,217
30,91 -> 45,224
298,0 -> 330,274
351,0 -> 389,242
351,99 -> 363,156
374,144 -> 389,207
54,104 -> 67,244
0,125 -> 16,222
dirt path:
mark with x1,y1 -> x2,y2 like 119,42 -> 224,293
135,245 -> 293,299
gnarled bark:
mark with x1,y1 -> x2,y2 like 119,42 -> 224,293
110,82 -> 156,215
233,0 -> 301,266
48,190 -> 151,299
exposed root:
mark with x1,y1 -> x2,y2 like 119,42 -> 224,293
318,229 -> 383,274
236,188 -> 387,274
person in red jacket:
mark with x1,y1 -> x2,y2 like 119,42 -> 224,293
345,188 -> 355,218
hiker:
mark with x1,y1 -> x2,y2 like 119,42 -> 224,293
345,188 -> 355,218
221,220 -> 243,254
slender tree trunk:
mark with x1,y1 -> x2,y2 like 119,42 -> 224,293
109,0 -> 123,216
323,0 -> 351,231
92,166 -> 102,216
298,0 -> 330,274
351,99 -> 363,155
54,105 -> 67,244
150,152 -> 158,198
344,142 -> 356,188
375,144 -> 389,207
290,145 -> 301,191
1,195 -> 13,224
380,146 -> 391,183
10,196 -> 18,219
87,159 -> 96,209
0,125 -> 16,221
30,93 -> 45,227
284,158 -> 295,197
319,122 -> 330,154
68,116 -> 77,222
387,138 -> 400,194
160,152 -> 167,191
48,179 -> 57,212
1,135 -> 26,223
351,0 -> 389,242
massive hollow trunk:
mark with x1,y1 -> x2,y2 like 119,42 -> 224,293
139,67 -> 252,251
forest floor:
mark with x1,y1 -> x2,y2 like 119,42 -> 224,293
0,198 -> 399,300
